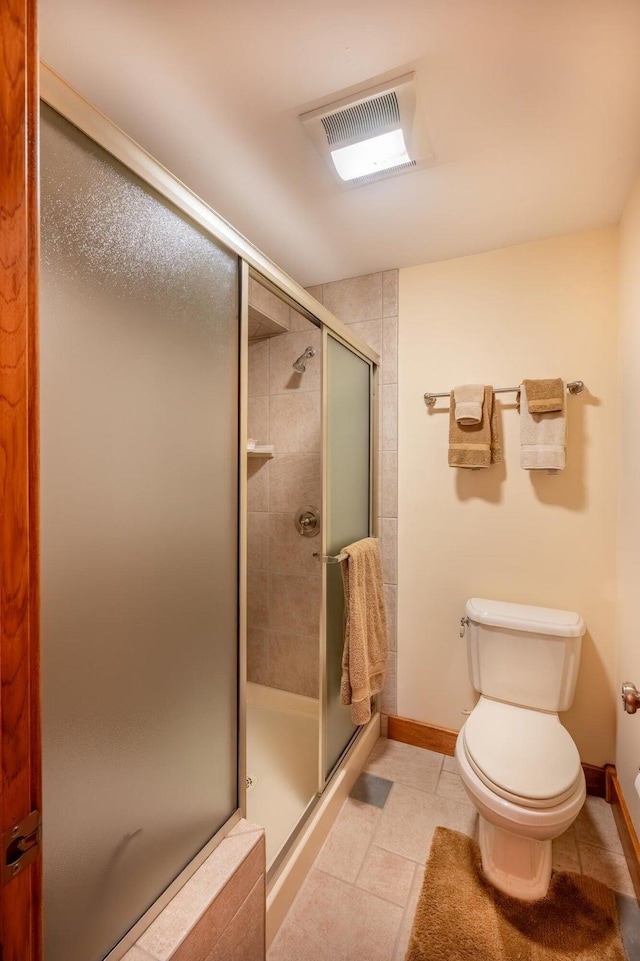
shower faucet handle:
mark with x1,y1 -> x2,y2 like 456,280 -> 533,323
622,682 -> 640,715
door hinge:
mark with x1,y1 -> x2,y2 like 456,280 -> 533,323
1,810 -> 41,884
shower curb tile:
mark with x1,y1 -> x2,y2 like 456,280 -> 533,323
122,947 -> 157,961
137,827 -> 265,961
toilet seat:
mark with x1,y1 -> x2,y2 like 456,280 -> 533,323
462,698 -> 582,810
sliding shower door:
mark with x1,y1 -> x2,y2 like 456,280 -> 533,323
323,333 -> 374,780
40,105 -> 239,961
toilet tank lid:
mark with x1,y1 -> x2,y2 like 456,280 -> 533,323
465,598 -> 585,638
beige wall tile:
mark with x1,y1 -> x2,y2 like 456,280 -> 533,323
381,383 -> 398,451
380,714 -> 389,737
380,652 -> 397,715
381,451 -> 398,517
304,285 -> 323,305
205,876 -> 265,961
289,307 -> 320,333
247,626 -> 269,686
247,460 -> 269,512
269,392 -> 321,453
268,454 -> 321,514
248,512 -> 269,571
268,512 -> 319,576
356,845 -> 416,907
384,585 -> 397,652
380,517 -> 397,585
269,330 -> 321,395
382,270 -> 398,318
248,569 -> 269,629
249,278 -> 289,329
248,340 -> 269,397
172,845 -> 264,961
269,572 -> 321,635
382,317 -> 398,384
268,630 -> 319,698
248,395 -> 269,444
322,273 -> 383,325
347,319 -> 383,357
314,798 -> 381,883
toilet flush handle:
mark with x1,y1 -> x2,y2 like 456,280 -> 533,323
622,682 -> 640,715
459,616 -> 469,638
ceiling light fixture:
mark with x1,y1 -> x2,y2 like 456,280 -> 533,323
300,73 -> 433,189
330,129 -> 411,181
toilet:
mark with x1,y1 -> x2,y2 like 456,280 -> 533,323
455,597 -> 586,901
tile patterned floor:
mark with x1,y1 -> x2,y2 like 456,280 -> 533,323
268,737 -> 639,961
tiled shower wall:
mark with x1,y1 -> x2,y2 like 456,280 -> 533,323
306,270 -> 399,718
247,308 -> 322,699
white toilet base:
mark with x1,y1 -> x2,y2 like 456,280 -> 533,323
478,816 -> 552,901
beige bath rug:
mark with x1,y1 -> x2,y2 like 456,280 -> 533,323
405,827 -> 625,961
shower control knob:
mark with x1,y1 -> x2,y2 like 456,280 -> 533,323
622,682 -> 640,715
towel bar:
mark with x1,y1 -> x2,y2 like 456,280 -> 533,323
313,551 -> 348,564
423,380 -> 585,408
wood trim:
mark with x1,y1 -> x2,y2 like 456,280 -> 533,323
606,768 -> 640,902
388,715 -> 458,756
0,1 -> 42,959
582,762 -> 607,800
387,716 -> 607,798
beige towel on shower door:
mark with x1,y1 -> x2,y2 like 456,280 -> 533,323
339,537 -> 388,725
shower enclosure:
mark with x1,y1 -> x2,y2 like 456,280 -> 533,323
39,66 -> 379,961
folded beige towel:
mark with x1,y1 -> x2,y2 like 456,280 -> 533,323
449,386 -> 501,468
454,384 -> 485,425
520,381 -> 566,470
523,378 -> 564,414
339,537 -> 388,725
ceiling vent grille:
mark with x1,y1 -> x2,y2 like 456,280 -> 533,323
321,92 -> 400,146
350,159 -> 417,187
300,73 -> 433,190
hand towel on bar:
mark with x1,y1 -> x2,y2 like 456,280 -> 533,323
522,378 -> 564,414
448,386 -> 501,468
520,381 -> 566,470
453,384 -> 485,425
339,537 -> 388,725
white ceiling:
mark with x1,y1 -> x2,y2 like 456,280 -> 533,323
40,0 -> 640,287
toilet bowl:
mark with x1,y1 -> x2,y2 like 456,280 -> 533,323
458,598 -> 587,900
455,697 -> 586,900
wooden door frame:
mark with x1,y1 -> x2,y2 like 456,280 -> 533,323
0,1 -> 42,959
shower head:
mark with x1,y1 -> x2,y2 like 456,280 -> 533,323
292,345 -> 316,373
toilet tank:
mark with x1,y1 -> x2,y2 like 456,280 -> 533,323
465,598 -> 585,712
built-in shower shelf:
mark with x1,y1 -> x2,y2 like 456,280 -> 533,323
247,443 -> 274,458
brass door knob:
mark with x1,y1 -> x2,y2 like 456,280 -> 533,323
622,682 -> 640,715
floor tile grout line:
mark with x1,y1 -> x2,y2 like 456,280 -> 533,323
389,860 -> 419,961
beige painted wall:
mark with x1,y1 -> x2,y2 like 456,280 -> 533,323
398,229 -> 618,766
616,176 -> 640,826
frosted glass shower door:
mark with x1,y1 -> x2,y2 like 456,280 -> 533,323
40,105 -> 239,961
323,334 -> 373,779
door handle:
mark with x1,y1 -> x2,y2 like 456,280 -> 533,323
622,682 -> 640,715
